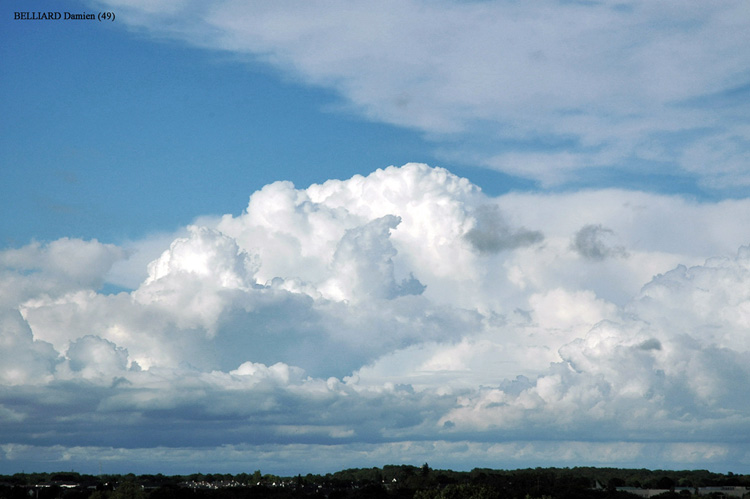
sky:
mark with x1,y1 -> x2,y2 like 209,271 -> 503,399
1,0 -> 750,476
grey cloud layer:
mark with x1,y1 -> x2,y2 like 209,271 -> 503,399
572,225 -> 627,261
2,165 -> 750,472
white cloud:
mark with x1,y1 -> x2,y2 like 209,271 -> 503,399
90,0 -> 750,188
0,308 -> 58,385
105,228 -> 191,290
63,335 -> 130,380
630,247 -> 750,352
133,225 -> 260,335
0,238 -> 127,306
1,164 -> 750,472
438,246 -> 750,443
321,215 -> 426,301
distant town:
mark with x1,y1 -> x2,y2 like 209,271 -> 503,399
1,465 -> 748,499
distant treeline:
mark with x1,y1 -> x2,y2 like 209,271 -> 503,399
0,465 -> 748,499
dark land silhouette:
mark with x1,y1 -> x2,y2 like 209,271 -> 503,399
2,465 -> 748,499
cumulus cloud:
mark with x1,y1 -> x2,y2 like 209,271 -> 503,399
439,247 -> 750,444
0,308 -> 58,385
2,164 -> 750,473
64,335 -> 130,379
630,246 -> 750,352
0,238 -> 127,306
88,0 -> 750,189
133,225 -> 260,334
323,215 -> 425,301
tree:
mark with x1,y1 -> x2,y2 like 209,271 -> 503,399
111,477 -> 145,499
608,478 -> 626,492
656,477 -> 675,491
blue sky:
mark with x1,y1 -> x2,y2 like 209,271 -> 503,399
4,0 -> 748,247
1,4 -> 427,245
2,0 -> 750,476
2,0 -> 531,247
